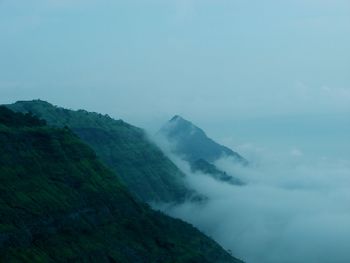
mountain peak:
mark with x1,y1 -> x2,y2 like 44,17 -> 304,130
170,115 -> 181,121
162,115 -> 202,138
169,115 -> 198,127
160,116 -> 247,164
170,115 -> 190,124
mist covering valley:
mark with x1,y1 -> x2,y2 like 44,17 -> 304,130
1,0 -> 349,262
153,115 -> 350,263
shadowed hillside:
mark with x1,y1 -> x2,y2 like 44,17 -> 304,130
0,106 -> 243,263
159,115 -> 247,185
7,100 -> 194,203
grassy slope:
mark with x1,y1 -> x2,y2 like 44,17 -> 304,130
0,106 -> 242,263
7,100 -> 192,203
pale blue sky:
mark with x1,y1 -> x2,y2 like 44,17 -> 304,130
0,0 -> 349,157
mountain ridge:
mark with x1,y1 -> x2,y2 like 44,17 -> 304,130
159,115 -> 247,185
6,100 -> 195,203
0,106 -> 243,263
161,115 -> 247,164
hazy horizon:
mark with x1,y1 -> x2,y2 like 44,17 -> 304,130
1,1 -> 349,262
1,0 -> 348,159
1,0 -> 349,122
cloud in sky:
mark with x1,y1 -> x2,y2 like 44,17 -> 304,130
0,0 -> 349,128
0,1 -> 349,262
155,146 -> 350,263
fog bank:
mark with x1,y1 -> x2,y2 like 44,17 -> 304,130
155,146 -> 350,263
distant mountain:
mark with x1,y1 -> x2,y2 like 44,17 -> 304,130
191,159 -> 243,185
159,115 -> 247,184
7,100 -> 194,203
0,106 -> 243,263
160,115 -> 247,164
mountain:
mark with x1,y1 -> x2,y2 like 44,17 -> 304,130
160,115 -> 247,164
7,100 -> 194,203
0,106 -> 243,263
190,159 -> 243,185
159,115 -> 247,184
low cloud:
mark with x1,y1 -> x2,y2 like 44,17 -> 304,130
154,143 -> 350,263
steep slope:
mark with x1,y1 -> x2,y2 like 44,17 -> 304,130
191,159 -> 243,185
7,100 -> 192,203
160,115 -> 247,164
159,115 -> 247,184
0,106 -> 243,263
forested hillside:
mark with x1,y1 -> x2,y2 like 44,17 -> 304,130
0,106 -> 242,263
7,100 -> 194,203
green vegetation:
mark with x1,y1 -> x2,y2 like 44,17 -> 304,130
0,106 -> 46,127
7,100 -> 193,203
0,107 -> 242,263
